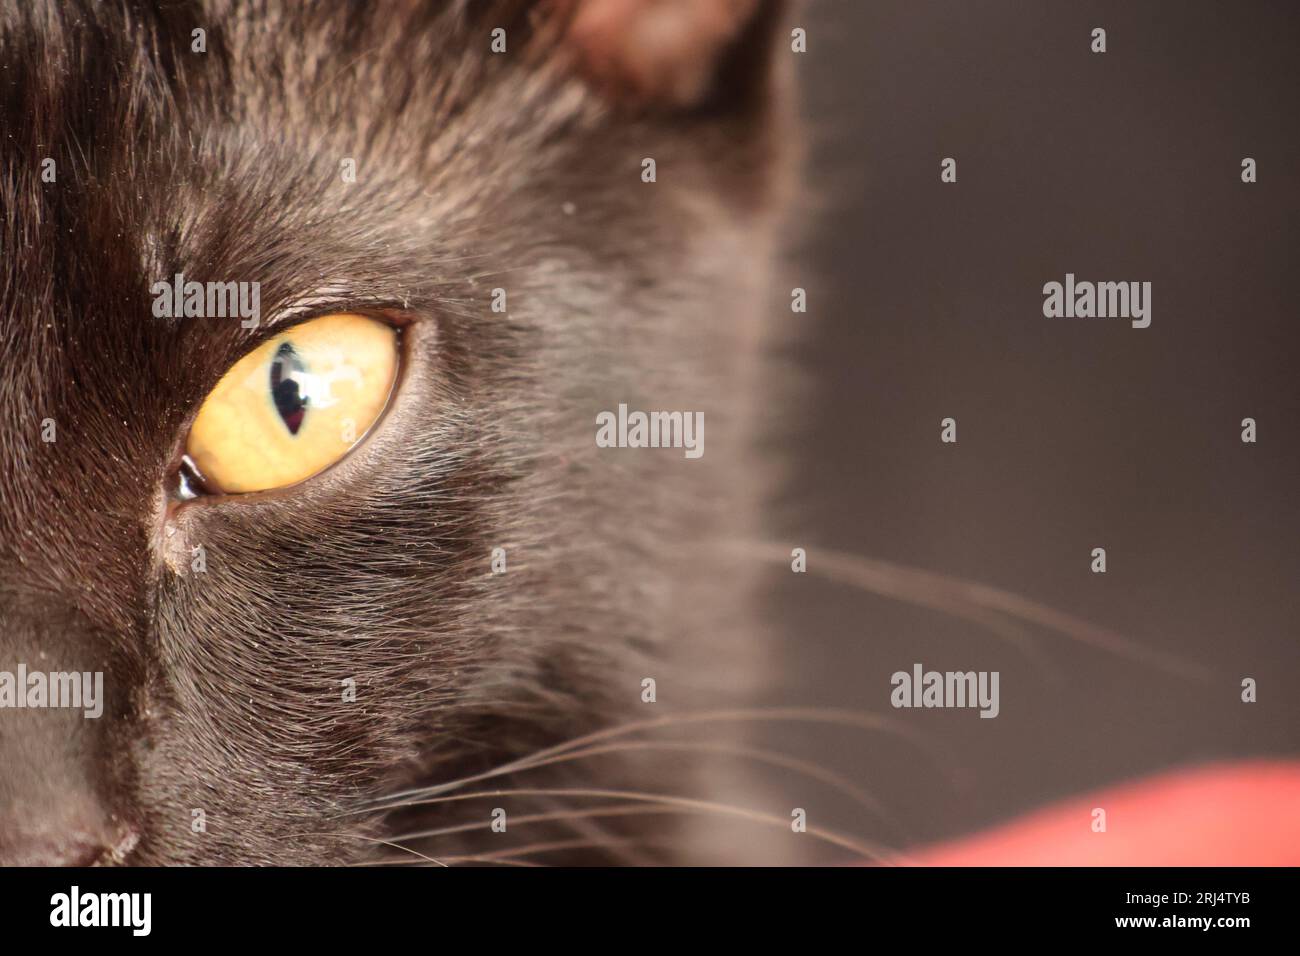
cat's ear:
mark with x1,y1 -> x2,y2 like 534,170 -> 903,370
548,0 -> 788,111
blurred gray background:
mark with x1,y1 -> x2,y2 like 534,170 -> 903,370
760,0 -> 1299,853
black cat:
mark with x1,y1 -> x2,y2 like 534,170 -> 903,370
0,0 -> 796,865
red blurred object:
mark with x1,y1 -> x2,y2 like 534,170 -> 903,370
902,761 -> 1300,866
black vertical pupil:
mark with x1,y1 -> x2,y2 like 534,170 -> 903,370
269,342 -> 308,435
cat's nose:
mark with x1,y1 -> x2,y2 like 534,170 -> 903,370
0,607 -> 129,865
0,805 -> 119,865
0,709 -> 128,865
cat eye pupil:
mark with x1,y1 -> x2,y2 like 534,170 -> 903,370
269,342 -> 308,435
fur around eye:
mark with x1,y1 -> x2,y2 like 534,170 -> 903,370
185,314 -> 399,493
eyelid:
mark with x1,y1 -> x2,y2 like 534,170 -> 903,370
246,304 -> 412,353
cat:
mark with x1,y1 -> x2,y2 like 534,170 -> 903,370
0,0 -> 799,864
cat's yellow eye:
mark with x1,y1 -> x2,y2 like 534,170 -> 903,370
186,314 -> 399,493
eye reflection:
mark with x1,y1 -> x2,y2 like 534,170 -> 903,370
269,342 -> 308,435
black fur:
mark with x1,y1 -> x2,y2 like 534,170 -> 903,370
0,0 -> 793,864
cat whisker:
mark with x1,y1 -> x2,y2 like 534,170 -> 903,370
379,805 -> 687,867
475,740 -> 894,823
362,855 -> 545,868
304,832 -> 449,867
439,836 -> 676,866
390,804 -> 692,843
367,706 -> 955,809
437,857 -> 545,868
735,539 -> 1208,680
369,786 -> 898,863
528,795 -> 658,866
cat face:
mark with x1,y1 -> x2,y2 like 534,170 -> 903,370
0,0 -> 792,864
